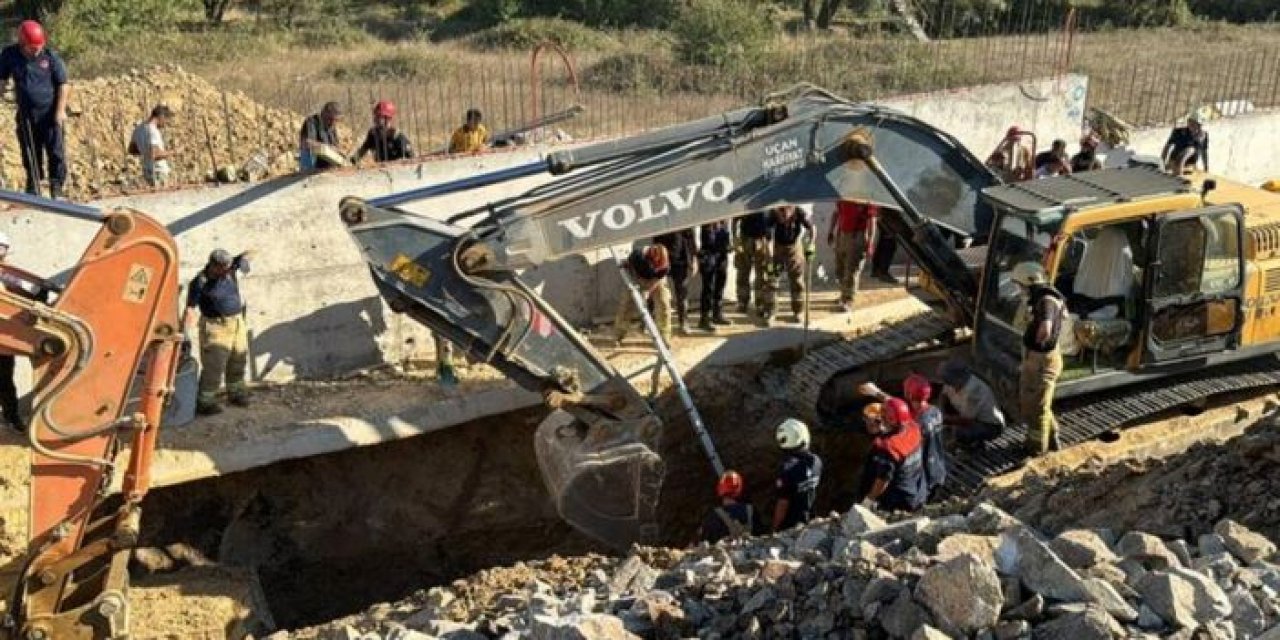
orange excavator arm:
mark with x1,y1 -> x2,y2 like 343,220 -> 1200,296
0,199 -> 181,640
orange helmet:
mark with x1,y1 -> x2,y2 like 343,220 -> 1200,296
18,20 -> 45,48
716,471 -> 744,499
884,397 -> 912,426
373,100 -> 396,119
903,373 -> 932,403
863,402 -> 883,421
644,244 -> 669,271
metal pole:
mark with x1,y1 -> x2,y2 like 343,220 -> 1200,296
801,248 -> 813,356
0,188 -> 101,221
610,247 -> 725,477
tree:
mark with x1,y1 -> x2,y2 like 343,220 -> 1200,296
15,0 -> 64,20
203,0 -> 234,23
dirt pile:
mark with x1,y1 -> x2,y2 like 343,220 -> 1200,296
288,501 -> 1280,639
988,415 -> 1280,542
0,65 -> 353,198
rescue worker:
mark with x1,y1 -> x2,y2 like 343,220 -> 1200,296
0,20 -> 69,198
615,244 -> 673,343
773,417 -> 822,532
699,470 -> 763,544
654,228 -> 698,335
1071,134 -> 1103,173
351,100 -> 413,164
129,104 -> 174,188
697,219 -> 732,331
860,375 -> 946,495
856,398 -> 928,513
733,211 -> 773,317
1012,262 -> 1066,456
183,249 -> 254,415
0,232 -> 23,431
986,126 -> 1033,182
827,200 -> 877,312
299,101 -> 343,171
762,205 -> 814,325
449,108 -> 488,154
936,359 -> 1005,449
1162,115 -> 1209,174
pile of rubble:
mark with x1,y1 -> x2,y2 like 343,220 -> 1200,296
289,502 -> 1280,639
0,65 -> 348,198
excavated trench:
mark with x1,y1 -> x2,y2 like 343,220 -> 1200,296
135,362 -> 842,630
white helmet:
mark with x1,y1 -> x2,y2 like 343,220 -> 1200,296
1010,262 -> 1047,287
776,418 -> 810,450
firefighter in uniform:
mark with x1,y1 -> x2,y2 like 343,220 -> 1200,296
183,249 -> 253,415
860,375 -> 946,497
773,418 -> 822,531
762,205 -> 814,325
699,470 -> 763,544
1012,262 -> 1066,456
856,398 -> 928,513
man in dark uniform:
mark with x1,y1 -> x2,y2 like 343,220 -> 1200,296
699,470 -> 763,544
299,101 -> 343,171
859,374 -> 946,496
1162,115 -> 1209,174
0,21 -> 70,198
654,228 -> 698,335
763,205 -> 814,325
351,100 -> 413,165
183,249 -> 254,415
697,220 -> 732,331
733,212 -> 774,317
856,398 -> 928,513
773,417 -> 822,531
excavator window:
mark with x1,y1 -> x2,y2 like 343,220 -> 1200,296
1149,211 -> 1242,344
982,213 -> 1057,328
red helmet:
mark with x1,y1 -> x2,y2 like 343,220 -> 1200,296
903,373 -> 932,403
884,397 -> 912,426
1006,126 -> 1024,139
645,244 -> 669,271
716,471 -> 744,499
373,100 -> 396,119
18,20 -> 45,48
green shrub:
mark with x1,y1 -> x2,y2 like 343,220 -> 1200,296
582,50 -> 678,92
518,0 -> 681,28
1188,0 -> 1279,22
49,0 -> 197,60
672,0 -> 777,67
468,17 -> 615,50
330,51 -> 458,81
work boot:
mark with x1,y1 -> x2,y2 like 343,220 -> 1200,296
196,401 -> 223,416
49,185 -> 63,201
677,319 -> 690,336
698,316 -> 714,332
759,312 -> 773,327
712,310 -> 731,326
837,299 -> 852,313
229,392 -> 251,408
874,270 -> 902,285
737,302 -> 750,315
791,313 -> 803,324
614,329 -> 628,346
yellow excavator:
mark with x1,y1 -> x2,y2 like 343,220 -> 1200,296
340,84 -> 1280,547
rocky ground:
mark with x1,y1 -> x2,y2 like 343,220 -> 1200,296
0,65 -> 346,199
285,500 -> 1280,640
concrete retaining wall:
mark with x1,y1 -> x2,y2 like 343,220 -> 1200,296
3,75 -> 1090,384
1123,108 -> 1280,184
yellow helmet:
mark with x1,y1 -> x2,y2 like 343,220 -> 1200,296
1262,179 -> 1280,194
863,403 -> 883,421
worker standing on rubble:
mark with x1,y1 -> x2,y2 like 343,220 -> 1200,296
0,20 -> 69,199
449,108 -> 488,154
1162,115 -> 1209,174
699,470 -> 763,543
697,220 -> 732,332
773,418 -> 822,531
860,375 -> 946,496
936,359 -> 1005,449
654,228 -> 698,335
129,104 -> 174,188
299,101 -> 344,171
856,399 -> 928,513
1013,262 -> 1066,456
827,200 -> 878,312
184,249 -> 254,416
615,244 -> 673,343
763,205 -> 814,325
733,211 -> 773,319
0,232 -> 23,432
351,100 -> 413,164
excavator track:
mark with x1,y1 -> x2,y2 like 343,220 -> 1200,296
946,356 -> 1280,493
790,317 -> 1280,495
788,310 -> 960,428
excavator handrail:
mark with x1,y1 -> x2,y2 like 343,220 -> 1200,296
0,189 -> 101,222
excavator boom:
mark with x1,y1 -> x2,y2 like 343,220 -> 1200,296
1,196 -> 181,639
341,85 -> 998,547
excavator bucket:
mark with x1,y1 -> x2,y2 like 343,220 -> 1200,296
535,409 -> 663,548
340,199 -> 664,548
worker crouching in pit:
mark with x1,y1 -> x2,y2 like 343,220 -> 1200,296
699,470 -> 764,544
184,249 -> 253,415
855,398 -> 928,514
773,418 -> 822,532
